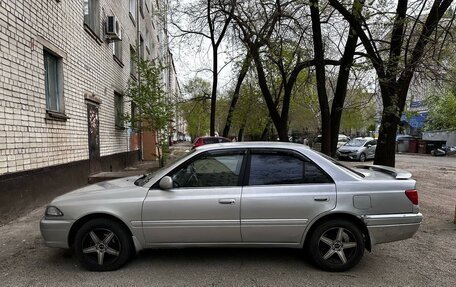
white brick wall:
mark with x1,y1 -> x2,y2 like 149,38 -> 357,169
0,0 -> 163,175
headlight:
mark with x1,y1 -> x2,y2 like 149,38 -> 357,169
45,206 -> 64,217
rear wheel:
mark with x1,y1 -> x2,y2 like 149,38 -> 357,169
74,218 -> 132,271
309,220 -> 365,272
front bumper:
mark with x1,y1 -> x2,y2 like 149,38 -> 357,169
337,152 -> 360,160
365,213 -> 423,246
40,217 -> 74,249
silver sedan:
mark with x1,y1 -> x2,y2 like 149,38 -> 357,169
337,137 -> 377,162
40,142 -> 422,272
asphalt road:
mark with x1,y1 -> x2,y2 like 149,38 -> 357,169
0,154 -> 455,286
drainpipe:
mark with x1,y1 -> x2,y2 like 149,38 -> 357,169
136,0 -> 142,161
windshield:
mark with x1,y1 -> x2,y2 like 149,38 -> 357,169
134,149 -> 195,186
344,139 -> 366,147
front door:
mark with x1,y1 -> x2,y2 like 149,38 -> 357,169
142,150 -> 246,245
241,149 -> 336,243
87,103 -> 101,174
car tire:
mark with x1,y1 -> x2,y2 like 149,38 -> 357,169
74,218 -> 133,271
359,153 -> 366,162
308,220 -> 365,272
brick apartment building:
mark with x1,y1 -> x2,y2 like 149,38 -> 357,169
0,0 -> 179,222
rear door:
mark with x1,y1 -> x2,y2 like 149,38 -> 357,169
240,149 -> 336,243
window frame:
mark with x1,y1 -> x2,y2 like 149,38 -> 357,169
112,28 -> 123,65
114,92 -> 124,129
129,0 -> 137,25
160,149 -> 248,189
83,0 -> 100,37
244,148 -> 334,186
130,45 -> 137,79
43,49 -> 65,116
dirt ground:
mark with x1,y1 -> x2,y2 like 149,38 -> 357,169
0,154 -> 455,286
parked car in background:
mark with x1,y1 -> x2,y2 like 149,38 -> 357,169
40,142 -> 421,272
336,137 -> 377,162
192,136 -> 231,149
313,134 -> 350,151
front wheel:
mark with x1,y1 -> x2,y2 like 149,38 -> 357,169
74,218 -> 133,271
359,153 -> 366,162
308,220 -> 365,272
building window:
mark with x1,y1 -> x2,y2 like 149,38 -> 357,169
130,45 -> 137,78
83,0 -> 100,36
129,0 -> 136,23
114,92 -> 124,128
112,29 -> 123,63
44,50 -> 64,113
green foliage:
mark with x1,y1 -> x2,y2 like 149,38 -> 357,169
125,58 -> 173,135
425,88 -> 456,131
230,81 -> 270,138
340,88 -> 376,133
125,56 -> 173,166
179,78 -> 211,140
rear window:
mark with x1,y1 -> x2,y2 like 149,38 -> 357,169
248,152 -> 332,185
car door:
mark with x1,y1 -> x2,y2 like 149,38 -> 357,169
142,149 -> 245,245
240,149 -> 336,243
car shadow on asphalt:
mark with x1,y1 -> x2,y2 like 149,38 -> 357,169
131,247 -> 315,269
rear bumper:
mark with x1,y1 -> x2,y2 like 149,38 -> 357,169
40,217 -> 74,249
365,213 -> 423,246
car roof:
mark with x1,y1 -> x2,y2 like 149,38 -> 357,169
194,141 -> 310,151
353,137 -> 374,141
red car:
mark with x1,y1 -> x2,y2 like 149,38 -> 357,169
192,136 -> 231,149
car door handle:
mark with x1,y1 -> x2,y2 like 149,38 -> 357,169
218,198 -> 236,205
314,196 -> 329,202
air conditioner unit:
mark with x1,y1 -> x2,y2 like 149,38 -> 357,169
106,15 -> 121,41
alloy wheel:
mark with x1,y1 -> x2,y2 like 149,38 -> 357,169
81,228 -> 121,266
317,227 -> 358,265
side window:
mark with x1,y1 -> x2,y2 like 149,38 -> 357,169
170,152 -> 244,188
249,152 -> 332,185
44,50 -> 64,113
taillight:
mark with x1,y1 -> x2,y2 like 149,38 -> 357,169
405,189 -> 418,205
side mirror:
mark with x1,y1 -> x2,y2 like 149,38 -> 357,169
159,176 -> 173,190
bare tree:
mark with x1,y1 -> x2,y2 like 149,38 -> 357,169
170,0 -> 235,136
329,0 -> 454,166
231,0 -> 340,141
222,52 -> 252,137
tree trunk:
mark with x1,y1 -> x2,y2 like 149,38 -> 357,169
238,126 -> 245,142
250,47 -> 288,142
261,120 -> 271,140
276,122 -> 289,142
222,53 -> 251,137
210,47 -> 218,136
374,86 -> 400,167
329,2 -> 361,157
374,109 -> 400,167
310,0 -> 331,155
